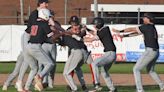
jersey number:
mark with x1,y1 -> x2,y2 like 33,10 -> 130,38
30,25 -> 38,36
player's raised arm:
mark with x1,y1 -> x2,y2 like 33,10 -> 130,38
112,26 -> 142,38
112,27 -> 138,34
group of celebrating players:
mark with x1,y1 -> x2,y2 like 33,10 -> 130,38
2,0 -> 164,92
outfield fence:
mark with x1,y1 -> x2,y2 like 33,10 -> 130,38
0,25 -> 164,62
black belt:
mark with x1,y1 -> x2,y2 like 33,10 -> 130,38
146,47 -> 158,51
152,48 -> 158,51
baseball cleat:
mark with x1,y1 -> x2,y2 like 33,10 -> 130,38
16,81 -> 23,92
66,85 -> 72,91
15,83 -> 17,88
161,88 -> 164,92
2,85 -> 8,91
34,75 -> 43,91
82,85 -> 88,92
109,88 -> 118,92
48,81 -> 54,88
48,84 -> 54,88
95,85 -> 102,91
71,90 -> 77,92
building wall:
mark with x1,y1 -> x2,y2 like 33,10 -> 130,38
0,0 -> 163,24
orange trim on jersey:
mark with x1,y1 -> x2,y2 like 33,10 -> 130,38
89,64 -> 95,83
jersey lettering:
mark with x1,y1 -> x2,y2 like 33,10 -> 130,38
30,25 -> 38,36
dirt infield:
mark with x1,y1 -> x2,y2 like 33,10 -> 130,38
1,73 -> 164,86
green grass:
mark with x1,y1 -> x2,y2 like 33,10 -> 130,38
0,62 -> 163,92
0,62 -> 164,74
0,85 -> 160,92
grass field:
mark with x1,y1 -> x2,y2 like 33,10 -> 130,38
0,62 -> 164,74
0,85 -> 160,92
0,62 -> 164,92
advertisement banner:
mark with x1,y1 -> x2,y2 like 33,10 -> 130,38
11,25 -> 26,60
0,25 -> 164,63
122,25 -> 164,62
0,25 -> 12,61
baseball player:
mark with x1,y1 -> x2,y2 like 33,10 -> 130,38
51,24 -> 92,92
87,17 -> 117,92
37,11 -> 61,89
112,13 -> 164,92
67,16 -> 94,90
1,0 -> 49,90
22,8 -> 56,92
14,0 -> 50,91
65,15 -> 94,91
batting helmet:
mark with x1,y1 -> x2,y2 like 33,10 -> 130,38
38,0 -> 49,3
143,13 -> 154,22
38,8 -> 51,21
92,17 -> 104,29
37,0 -> 49,6
69,16 -> 80,25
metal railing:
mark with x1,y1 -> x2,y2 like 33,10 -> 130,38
0,16 -> 164,25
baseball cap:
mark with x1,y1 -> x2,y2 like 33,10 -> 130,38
69,16 -> 80,25
38,0 -> 49,3
143,13 -> 154,21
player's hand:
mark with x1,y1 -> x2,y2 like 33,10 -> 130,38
116,34 -> 123,38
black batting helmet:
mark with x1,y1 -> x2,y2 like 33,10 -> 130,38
37,0 -> 49,6
92,17 -> 104,29
69,16 -> 80,25
143,13 -> 154,22
38,0 -> 49,3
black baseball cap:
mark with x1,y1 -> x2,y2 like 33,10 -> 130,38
38,0 -> 49,3
143,13 -> 154,22
68,16 -> 80,25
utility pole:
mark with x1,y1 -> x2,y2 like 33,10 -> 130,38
20,0 -> 24,24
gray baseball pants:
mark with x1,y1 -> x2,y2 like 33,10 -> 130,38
23,43 -> 54,90
3,52 -> 24,86
133,47 -> 164,92
38,43 -> 57,85
63,49 -> 85,91
91,51 -> 116,91
3,32 -> 30,87
75,49 -> 93,86
17,32 -> 30,90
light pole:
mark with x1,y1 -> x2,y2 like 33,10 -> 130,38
137,8 -> 140,24
100,8 -> 103,18
28,0 -> 31,16
64,0 -> 68,24
20,0 -> 24,24
94,0 -> 98,17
